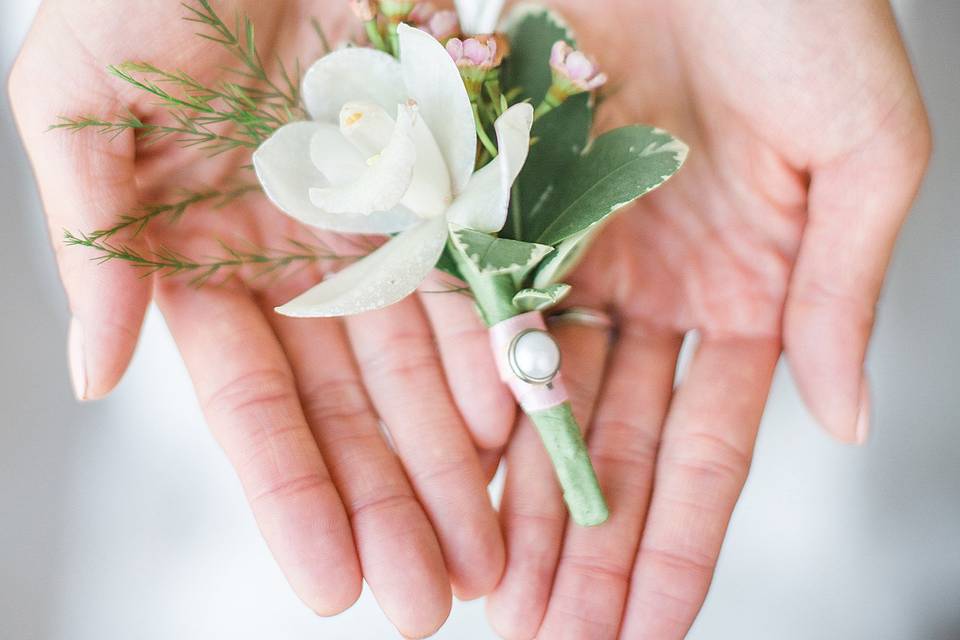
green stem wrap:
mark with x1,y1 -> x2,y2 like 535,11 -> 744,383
451,244 -> 609,526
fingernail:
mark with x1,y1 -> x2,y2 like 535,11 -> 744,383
855,377 -> 871,444
68,317 -> 88,402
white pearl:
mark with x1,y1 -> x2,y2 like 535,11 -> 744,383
511,330 -> 561,383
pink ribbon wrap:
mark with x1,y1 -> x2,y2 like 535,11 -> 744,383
489,311 -> 569,413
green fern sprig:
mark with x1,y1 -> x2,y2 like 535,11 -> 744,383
64,230 -> 361,287
87,183 -> 262,241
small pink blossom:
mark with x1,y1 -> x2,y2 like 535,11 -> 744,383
407,1 -> 434,23
446,36 -> 499,69
349,0 -> 377,22
549,41 -> 607,92
426,10 -> 460,41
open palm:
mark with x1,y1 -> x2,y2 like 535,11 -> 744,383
10,2 -> 519,637
488,0 -> 931,638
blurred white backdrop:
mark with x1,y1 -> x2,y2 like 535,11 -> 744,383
1,2 -> 957,639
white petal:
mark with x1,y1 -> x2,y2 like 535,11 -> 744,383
398,24 -> 476,194
302,47 -> 407,124
403,103 -> 453,217
276,215 -> 449,317
309,104 -> 417,215
468,0 -> 506,34
254,122 -> 419,234
338,100 -> 396,157
310,123 -> 367,185
446,103 -> 533,232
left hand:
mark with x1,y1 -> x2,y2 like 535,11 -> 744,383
486,0 -> 931,638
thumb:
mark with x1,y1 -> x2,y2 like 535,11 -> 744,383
784,96 -> 931,444
10,8 -> 150,400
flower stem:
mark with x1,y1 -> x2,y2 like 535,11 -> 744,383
529,403 -> 609,526
472,103 -> 499,158
365,20 -> 388,53
449,239 -> 609,526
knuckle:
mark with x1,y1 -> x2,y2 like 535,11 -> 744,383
300,377 -> 372,423
348,490 -> 419,525
640,544 -> 716,578
203,366 -> 296,418
560,552 -> 631,587
249,471 -> 335,507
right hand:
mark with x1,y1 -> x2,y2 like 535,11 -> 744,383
9,2 -> 515,636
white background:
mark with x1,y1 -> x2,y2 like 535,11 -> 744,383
1,1 -> 957,638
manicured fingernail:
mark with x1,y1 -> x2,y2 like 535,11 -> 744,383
855,377 -> 871,444
68,317 -> 88,402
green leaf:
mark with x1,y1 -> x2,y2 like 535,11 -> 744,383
526,126 -> 688,246
506,94 -> 592,240
502,5 -> 576,103
500,6 -> 593,241
513,283 -> 571,312
434,244 -> 464,280
532,225 -> 600,288
451,227 -> 553,276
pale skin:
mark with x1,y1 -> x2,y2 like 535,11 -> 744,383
9,1 -> 930,639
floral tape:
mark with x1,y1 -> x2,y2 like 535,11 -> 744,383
489,311 -> 569,412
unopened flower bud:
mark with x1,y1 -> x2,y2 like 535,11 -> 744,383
349,0 -> 377,22
426,10 -> 460,41
377,0 -> 418,21
446,34 -> 506,69
549,41 -> 607,93
407,1 -> 435,23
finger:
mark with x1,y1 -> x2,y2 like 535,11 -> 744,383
620,335 -> 779,640
785,73 -> 931,443
10,21 -> 150,400
419,272 -> 516,450
486,321 -> 611,639
265,309 -> 452,638
537,324 -> 682,640
346,297 -> 504,600
155,281 -> 360,615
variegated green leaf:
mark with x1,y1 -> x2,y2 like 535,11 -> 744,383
513,283 -> 571,312
451,227 -> 553,276
526,126 -> 688,246
500,6 -> 593,241
532,225 -> 600,288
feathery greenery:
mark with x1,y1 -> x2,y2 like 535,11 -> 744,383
54,1 -> 356,285
87,184 -> 262,241
64,231 -> 361,287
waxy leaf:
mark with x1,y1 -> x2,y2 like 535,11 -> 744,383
513,283 -> 571,311
451,227 -> 553,276
526,126 -> 688,246
500,6 -> 593,242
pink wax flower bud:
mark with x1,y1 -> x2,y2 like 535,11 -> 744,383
549,41 -> 608,93
446,34 -> 506,69
446,34 -> 507,98
447,36 -> 497,68
349,0 -> 377,22
407,1 -> 434,23
426,10 -> 461,41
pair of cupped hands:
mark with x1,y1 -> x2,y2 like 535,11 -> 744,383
11,0 -> 930,638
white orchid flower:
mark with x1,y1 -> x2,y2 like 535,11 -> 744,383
253,24 -> 533,317
454,0 -> 506,35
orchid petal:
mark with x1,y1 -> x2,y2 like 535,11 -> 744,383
309,104 -> 417,216
454,0 -> 505,35
472,0 -> 506,34
398,24 -> 476,194
275,215 -> 449,317
310,123 -> 367,185
302,47 -> 406,124
446,103 -> 533,232
253,122 -> 418,233
339,100 -> 453,217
